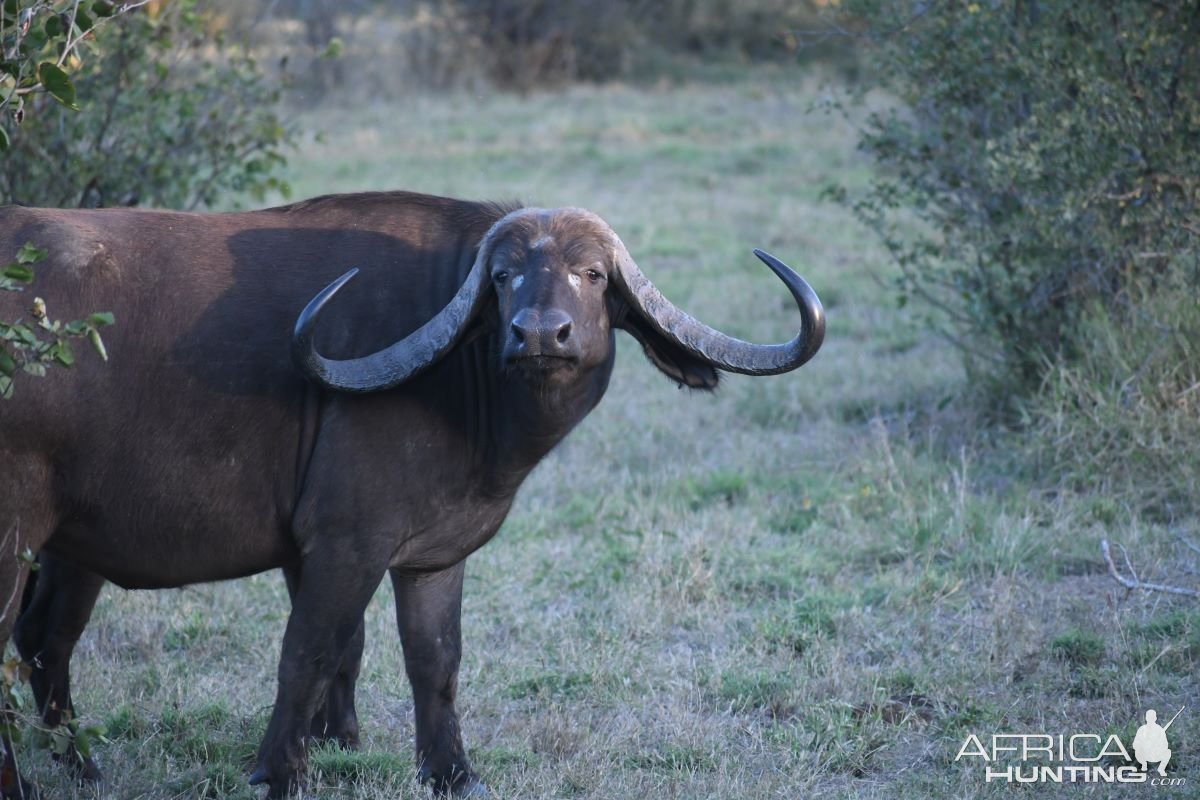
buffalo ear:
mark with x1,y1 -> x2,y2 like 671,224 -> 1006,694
615,305 -> 719,390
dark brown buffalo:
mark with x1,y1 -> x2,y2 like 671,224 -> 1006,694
14,551 -> 364,783
0,191 -> 823,798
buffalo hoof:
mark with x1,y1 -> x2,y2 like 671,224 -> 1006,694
248,764 -> 302,800
309,719 -> 359,751
424,770 -> 487,799
321,732 -> 359,751
54,750 -> 103,784
450,778 -> 488,798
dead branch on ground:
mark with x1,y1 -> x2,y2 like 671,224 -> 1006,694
1101,539 -> 1200,598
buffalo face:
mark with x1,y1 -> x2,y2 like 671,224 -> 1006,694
488,212 -> 615,383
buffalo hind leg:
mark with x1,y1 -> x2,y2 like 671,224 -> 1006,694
1,459 -> 60,798
12,553 -> 104,783
391,562 -> 484,797
1,558 -> 42,799
250,552 -> 385,798
282,564 -> 363,749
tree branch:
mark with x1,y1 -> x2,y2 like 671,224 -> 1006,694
1101,539 -> 1200,598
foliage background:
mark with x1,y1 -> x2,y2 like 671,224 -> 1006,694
845,0 -> 1200,392
836,0 -> 1200,520
1,0 -> 293,209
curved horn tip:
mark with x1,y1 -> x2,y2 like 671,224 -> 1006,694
292,267 -> 363,378
295,268 -> 360,332
751,248 -> 826,366
327,266 -> 361,293
751,248 -> 793,275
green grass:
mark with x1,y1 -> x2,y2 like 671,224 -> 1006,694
1050,629 -> 1107,668
14,66 -> 1199,798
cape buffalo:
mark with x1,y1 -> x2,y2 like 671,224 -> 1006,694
0,191 -> 824,798
14,550 -> 365,783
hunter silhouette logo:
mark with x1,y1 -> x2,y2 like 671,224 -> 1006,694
1134,708 -> 1181,777
955,706 -> 1186,786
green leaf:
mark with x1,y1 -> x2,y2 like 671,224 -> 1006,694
49,726 -> 71,756
44,13 -> 64,38
87,311 -> 115,327
37,62 -> 78,111
2,263 -> 33,282
51,341 -> 74,367
87,328 -> 107,361
0,375 -> 11,400
22,362 -> 46,378
320,37 -> 343,60
74,729 -> 91,758
64,320 -> 87,336
91,1 -> 116,18
0,126 -> 8,152
0,348 -> 14,376
16,242 -> 47,264
20,29 -> 48,55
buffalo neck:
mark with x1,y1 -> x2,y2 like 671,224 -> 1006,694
478,352 -> 614,497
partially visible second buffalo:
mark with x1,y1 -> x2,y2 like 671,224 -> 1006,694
0,191 -> 824,798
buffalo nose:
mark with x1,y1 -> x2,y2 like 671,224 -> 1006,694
510,308 -> 574,354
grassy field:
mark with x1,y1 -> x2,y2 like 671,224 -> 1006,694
17,66 -> 1198,799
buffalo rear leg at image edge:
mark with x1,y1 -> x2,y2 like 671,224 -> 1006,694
392,562 -> 486,798
282,563 -> 363,749
13,554 -> 105,783
1,560 -> 41,800
11,556 -> 364,790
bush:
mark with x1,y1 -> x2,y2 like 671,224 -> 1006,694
844,1 -> 1200,396
241,0 -> 831,95
1,0 -> 293,209
456,0 -> 835,89
1022,294 -> 1200,517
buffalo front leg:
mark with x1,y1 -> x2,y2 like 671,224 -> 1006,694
391,562 -> 484,797
250,555 -> 385,799
282,565 -> 363,749
13,553 -> 105,782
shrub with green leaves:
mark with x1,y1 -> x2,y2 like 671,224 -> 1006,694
843,0 -> 1200,395
2,0 -> 293,209
0,242 -> 113,399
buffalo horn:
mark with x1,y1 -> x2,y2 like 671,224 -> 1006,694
292,210 -> 529,392
611,237 -> 825,374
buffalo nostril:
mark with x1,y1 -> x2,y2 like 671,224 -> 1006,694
510,321 -> 526,343
555,321 -> 572,344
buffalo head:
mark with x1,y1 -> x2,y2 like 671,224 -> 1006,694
291,207 -> 825,393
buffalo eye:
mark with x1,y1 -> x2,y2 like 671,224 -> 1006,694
493,270 -> 509,285
585,268 -> 603,284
